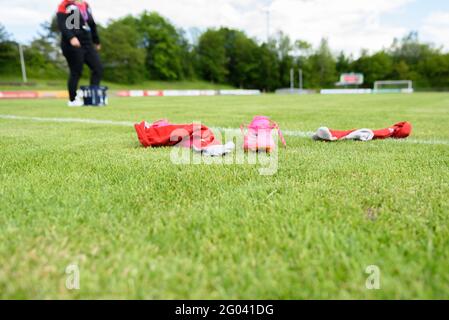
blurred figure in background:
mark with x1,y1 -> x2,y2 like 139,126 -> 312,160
57,0 -> 103,107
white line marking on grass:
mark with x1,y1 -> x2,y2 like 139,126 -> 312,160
0,114 -> 134,127
1,114 -> 448,146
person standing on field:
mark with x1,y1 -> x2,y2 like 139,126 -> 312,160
57,0 -> 103,107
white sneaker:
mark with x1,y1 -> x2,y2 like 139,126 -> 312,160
67,99 -> 84,107
313,127 -> 337,141
193,142 -> 236,157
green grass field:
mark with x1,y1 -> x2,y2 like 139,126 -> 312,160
0,93 -> 448,299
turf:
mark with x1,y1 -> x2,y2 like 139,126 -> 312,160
0,93 -> 448,299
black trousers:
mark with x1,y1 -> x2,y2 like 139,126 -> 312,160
61,42 -> 103,101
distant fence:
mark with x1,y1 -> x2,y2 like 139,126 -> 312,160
0,91 -> 68,99
0,87 -> 420,100
0,89 -> 261,100
0,82 -> 38,87
219,90 -> 261,96
320,88 -> 414,95
320,89 -> 373,95
116,89 -> 261,97
275,89 -> 317,95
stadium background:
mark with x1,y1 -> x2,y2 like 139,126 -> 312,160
1,11 -> 449,92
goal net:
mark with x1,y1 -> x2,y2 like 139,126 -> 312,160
374,80 -> 413,94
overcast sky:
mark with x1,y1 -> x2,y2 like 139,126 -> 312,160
1,0 -> 449,55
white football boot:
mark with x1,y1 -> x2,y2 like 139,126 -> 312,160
67,99 -> 84,107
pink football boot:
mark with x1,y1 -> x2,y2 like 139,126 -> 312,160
242,116 -> 286,153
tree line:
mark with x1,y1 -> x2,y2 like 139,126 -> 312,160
1,11 -> 449,91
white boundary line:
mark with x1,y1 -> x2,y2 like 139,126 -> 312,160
1,114 -> 448,146
0,114 -> 134,126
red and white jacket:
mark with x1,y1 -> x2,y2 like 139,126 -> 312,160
57,0 -> 100,45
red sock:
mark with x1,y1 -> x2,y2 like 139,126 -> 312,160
373,122 -> 412,139
322,122 -> 412,141
329,129 -> 358,139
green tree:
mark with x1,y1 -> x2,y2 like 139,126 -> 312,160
336,51 -> 353,74
273,31 -> 295,87
294,40 -> 312,56
417,52 -> 449,89
100,20 -> 146,84
220,28 -> 260,88
0,23 -> 11,41
389,32 -> 438,85
352,51 -> 393,87
390,32 -> 434,66
177,29 -> 196,80
196,29 -> 228,83
294,40 -> 313,89
0,24 -> 20,76
255,43 -> 280,91
393,60 -> 412,81
136,11 -> 186,80
307,38 -> 337,87
27,18 -> 67,77
198,27 -> 281,90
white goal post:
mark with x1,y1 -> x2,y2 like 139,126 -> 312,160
374,80 -> 414,94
